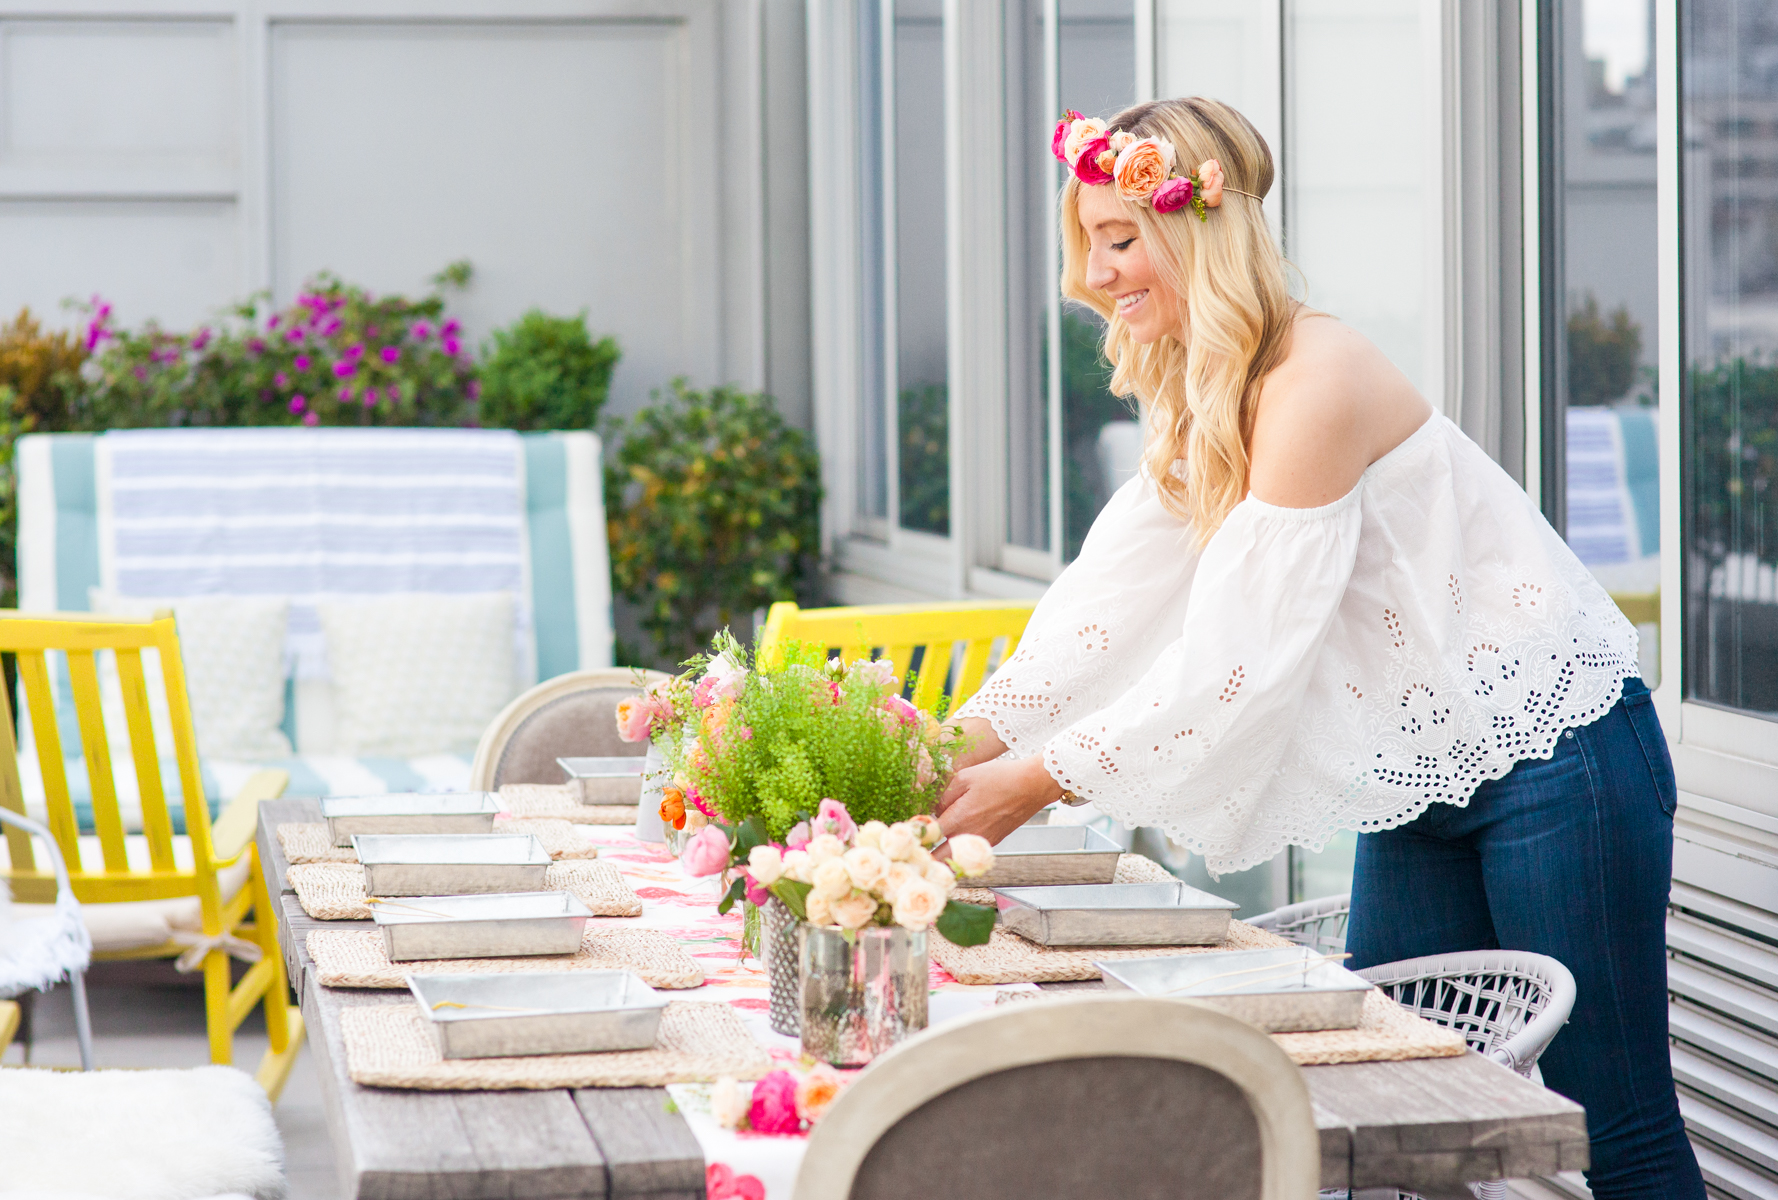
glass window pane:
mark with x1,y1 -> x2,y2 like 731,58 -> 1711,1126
1061,0 -> 1136,562
894,0 -> 949,535
1682,0 -> 1778,717
1548,0 -> 1661,685
857,0 -> 888,527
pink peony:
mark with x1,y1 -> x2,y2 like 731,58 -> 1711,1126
706,1163 -> 766,1200
746,1070 -> 802,1135
614,695 -> 652,742
785,821 -> 812,851
1074,135 -> 1114,185
814,799 -> 855,843
1151,176 -> 1194,214
679,825 -> 732,877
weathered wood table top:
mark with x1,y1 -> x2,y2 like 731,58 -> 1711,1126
259,798 -> 1588,1199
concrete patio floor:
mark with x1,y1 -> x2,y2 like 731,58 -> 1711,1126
1,967 -> 339,1200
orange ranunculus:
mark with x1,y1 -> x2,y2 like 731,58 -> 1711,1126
660,787 -> 687,831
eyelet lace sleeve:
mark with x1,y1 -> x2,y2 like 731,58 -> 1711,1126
1040,490 -> 1365,871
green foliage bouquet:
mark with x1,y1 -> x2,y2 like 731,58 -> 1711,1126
632,632 -> 967,842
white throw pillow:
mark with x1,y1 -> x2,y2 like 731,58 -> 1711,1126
318,592 -> 518,757
87,591 -> 293,762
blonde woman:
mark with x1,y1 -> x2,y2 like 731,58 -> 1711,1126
937,97 -> 1700,1198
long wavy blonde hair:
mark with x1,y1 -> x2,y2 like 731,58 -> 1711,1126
1061,97 -> 1295,539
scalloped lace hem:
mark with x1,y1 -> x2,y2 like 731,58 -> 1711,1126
1044,668 -> 1635,876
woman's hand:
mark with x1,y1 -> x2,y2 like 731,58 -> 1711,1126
935,755 -> 1062,849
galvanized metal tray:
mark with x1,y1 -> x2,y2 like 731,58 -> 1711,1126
992,881 -> 1238,946
966,825 -> 1123,888
371,891 -> 594,961
1097,946 -> 1373,1032
408,971 -> 667,1058
321,792 -> 501,847
354,834 -> 552,897
558,756 -> 647,805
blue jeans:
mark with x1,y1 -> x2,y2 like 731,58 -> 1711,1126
1346,678 -> 1703,1200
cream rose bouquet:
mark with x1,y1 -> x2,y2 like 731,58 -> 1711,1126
684,799 -> 999,947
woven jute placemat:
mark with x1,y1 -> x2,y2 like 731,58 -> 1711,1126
952,852 -> 1175,906
995,985 -> 1466,1065
307,926 -> 705,990
278,819 -> 596,865
287,861 -> 644,921
499,784 -> 639,826
342,1000 -> 771,1090
932,919 -> 1294,986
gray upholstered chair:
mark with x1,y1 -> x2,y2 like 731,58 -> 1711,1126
468,668 -> 669,791
795,995 -> 1320,1200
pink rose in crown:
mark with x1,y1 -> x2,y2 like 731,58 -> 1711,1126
1050,109 -> 1083,162
814,799 -> 856,843
1195,158 -> 1226,208
1151,176 -> 1194,214
746,1069 -> 802,1135
680,825 -> 731,877
1073,134 -> 1114,185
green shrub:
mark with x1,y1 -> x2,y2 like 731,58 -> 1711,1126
1567,292 -> 1643,406
605,380 -> 822,665
478,310 -> 620,430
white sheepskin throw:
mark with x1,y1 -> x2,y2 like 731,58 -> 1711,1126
0,874 -> 93,999
0,1065 -> 285,1200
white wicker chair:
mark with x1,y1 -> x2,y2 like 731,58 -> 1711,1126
0,807 -> 93,1069
1255,898 -> 1578,1200
1247,893 -> 1352,956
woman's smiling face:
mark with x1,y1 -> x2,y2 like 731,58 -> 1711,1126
1076,183 -> 1182,344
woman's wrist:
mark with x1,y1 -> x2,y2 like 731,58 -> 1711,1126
1017,754 -> 1066,814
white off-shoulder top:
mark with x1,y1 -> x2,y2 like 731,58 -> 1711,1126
956,412 -> 1641,874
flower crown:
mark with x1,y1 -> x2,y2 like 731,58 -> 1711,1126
1051,110 -> 1257,221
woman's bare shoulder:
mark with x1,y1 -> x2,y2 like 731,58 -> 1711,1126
1247,315 -> 1432,508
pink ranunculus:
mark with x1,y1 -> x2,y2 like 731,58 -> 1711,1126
679,825 -> 732,877
743,872 -> 772,906
1073,134 -> 1114,185
746,1070 -> 802,1135
615,695 -> 653,743
881,694 -> 920,727
785,820 -> 812,851
686,787 -> 715,818
1151,177 -> 1195,214
815,799 -> 855,843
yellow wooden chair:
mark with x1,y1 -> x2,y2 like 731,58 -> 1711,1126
757,600 -> 1037,711
0,612 -> 301,1097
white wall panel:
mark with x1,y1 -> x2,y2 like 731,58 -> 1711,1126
268,18 -> 717,416
0,199 -> 239,329
0,18 -> 236,180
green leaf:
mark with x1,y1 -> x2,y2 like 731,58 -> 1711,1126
715,875 -> 748,916
769,878 -> 813,922
733,815 -> 770,858
936,900 -> 996,947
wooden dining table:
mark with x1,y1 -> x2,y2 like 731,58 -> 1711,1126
258,797 -> 1588,1199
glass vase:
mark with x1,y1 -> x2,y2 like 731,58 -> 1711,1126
799,923 -> 928,1067
760,898 -> 802,1037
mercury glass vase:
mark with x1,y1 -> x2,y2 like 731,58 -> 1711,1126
799,923 -> 928,1067
761,898 -> 802,1036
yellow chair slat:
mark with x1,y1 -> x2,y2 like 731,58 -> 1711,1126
758,600 -> 1037,710
0,680 -> 33,874
15,648 -> 79,870
0,611 -> 297,1092
67,648 -> 129,874
115,646 -> 177,872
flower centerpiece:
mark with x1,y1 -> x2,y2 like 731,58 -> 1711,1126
618,631 -> 997,1053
